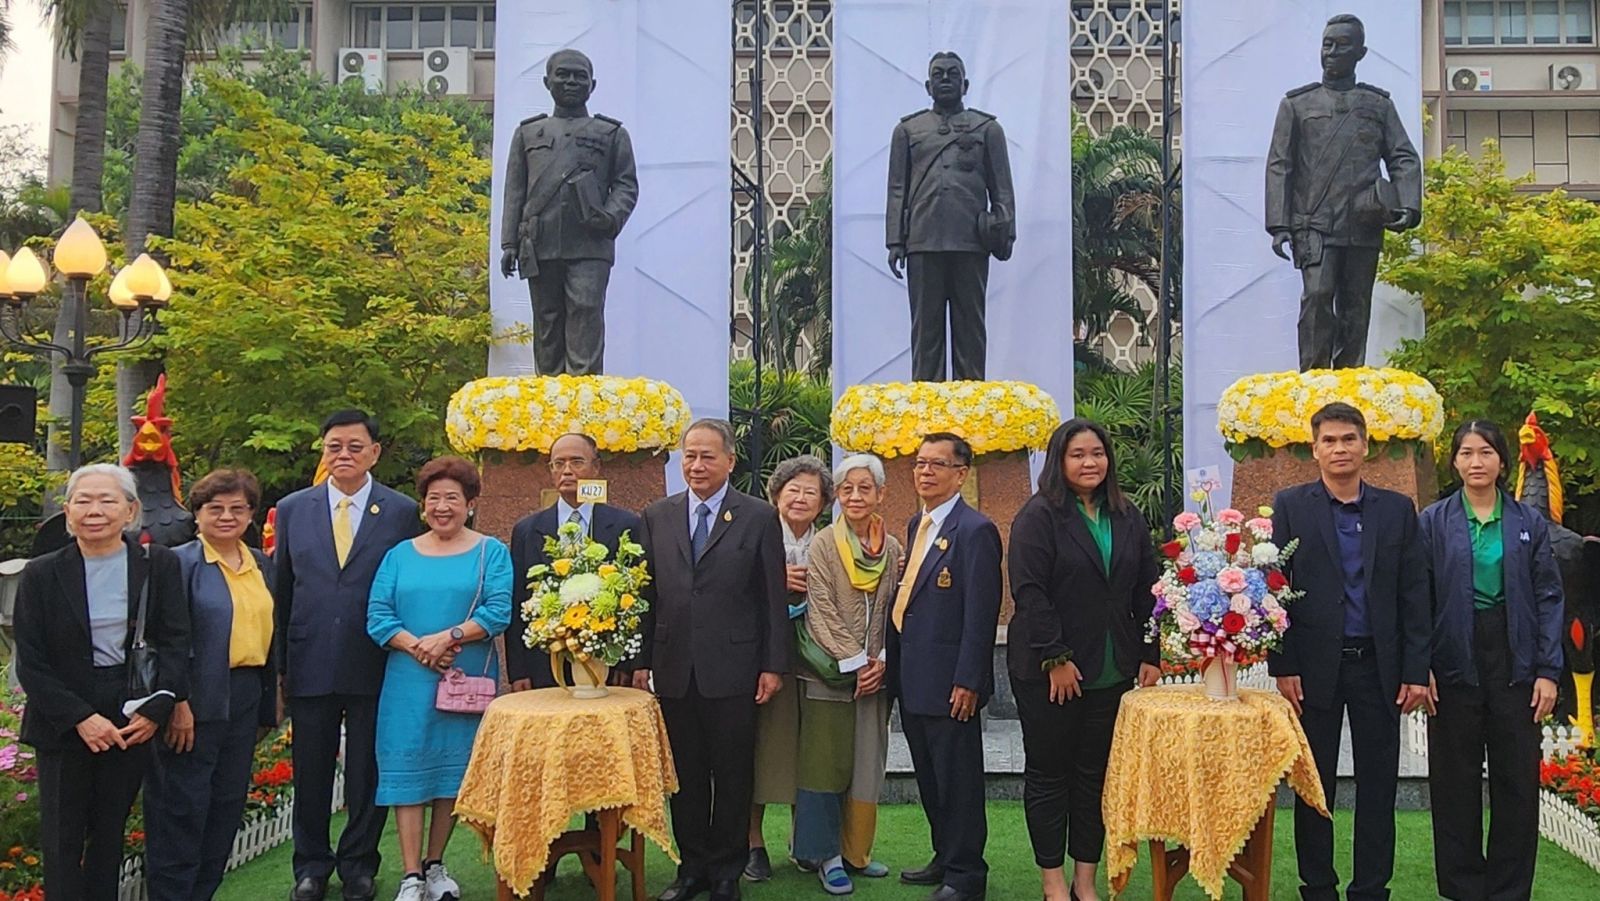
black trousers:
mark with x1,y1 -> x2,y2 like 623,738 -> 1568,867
658,673 -> 759,883
1296,646 -> 1400,901
144,667 -> 266,901
289,692 -> 385,883
1013,675 -> 1128,868
527,258 -> 611,375
1428,606 -> 1541,901
902,707 -> 988,895
1297,242 -> 1379,370
37,665 -> 151,901
906,251 -> 989,381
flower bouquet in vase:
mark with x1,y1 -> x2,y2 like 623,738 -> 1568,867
1148,488 -> 1302,701
522,522 -> 651,699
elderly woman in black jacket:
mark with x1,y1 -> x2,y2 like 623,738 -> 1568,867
14,463 -> 190,901
1418,420 -> 1564,901
1006,420 -> 1161,901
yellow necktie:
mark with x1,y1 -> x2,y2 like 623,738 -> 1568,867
333,498 -> 354,568
892,514 -> 934,631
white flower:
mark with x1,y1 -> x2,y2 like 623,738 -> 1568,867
1251,543 -> 1280,566
558,573 -> 604,606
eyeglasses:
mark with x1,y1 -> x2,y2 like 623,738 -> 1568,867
322,442 -> 368,458
200,504 -> 253,518
912,458 -> 964,471
548,457 -> 594,473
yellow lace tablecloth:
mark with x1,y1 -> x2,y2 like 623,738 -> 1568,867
454,688 -> 679,896
1104,685 -> 1328,899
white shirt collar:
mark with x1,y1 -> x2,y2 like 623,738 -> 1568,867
556,497 -> 594,533
327,474 -> 374,512
923,492 -> 961,529
688,481 -> 732,531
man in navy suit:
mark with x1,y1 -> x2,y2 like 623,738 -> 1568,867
274,410 -> 421,901
506,432 -> 642,690
1270,402 -> 1430,901
889,432 -> 1003,901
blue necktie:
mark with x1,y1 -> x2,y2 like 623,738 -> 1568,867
691,502 -> 712,563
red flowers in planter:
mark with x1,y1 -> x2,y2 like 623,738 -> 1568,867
1222,612 -> 1247,635
1542,750 -> 1600,822
1267,570 -> 1288,592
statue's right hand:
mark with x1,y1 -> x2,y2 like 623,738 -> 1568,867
1270,231 -> 1293,262
500,249 -> 519,279
887,247 -> 906,279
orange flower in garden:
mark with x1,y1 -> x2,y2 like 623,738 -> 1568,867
5,848 -> 18,858
19,856 -> 35,867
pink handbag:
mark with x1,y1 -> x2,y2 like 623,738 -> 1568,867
435,540 -> 497,714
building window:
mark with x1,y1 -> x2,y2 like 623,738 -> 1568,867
735,0 -> 831,52
1445,0 -> 1597,45
109,3 -> 128,53
1071,1 -> 1164,51
216,4 -> 313,50
351,3 -> 496,49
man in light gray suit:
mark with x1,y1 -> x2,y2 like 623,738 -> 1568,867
274,410 -> 421,901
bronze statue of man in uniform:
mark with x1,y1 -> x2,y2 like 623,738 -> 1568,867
887,51 -> 1016,382
1266,14 -> 1421,372
501,49 -> 639,376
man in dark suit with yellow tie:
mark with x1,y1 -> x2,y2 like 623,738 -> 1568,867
630,419 -> 788,901
889,432 -> 1003,901
274,410 -> 421,901
506,432 -> 642,690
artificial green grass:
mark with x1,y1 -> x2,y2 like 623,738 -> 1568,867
215,802 -> 1597,899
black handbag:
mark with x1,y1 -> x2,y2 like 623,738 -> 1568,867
127,545 -> 159,703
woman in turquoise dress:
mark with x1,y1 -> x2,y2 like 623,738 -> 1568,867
368,456 -> 512,901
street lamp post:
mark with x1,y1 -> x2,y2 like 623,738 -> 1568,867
0,216 -> 172,469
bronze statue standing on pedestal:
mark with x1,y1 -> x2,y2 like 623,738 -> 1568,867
1265,14 -> 1421,372
887,52 -> 1016,382
501,49 -> 639,376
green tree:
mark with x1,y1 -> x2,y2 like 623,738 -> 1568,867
1381,145 -> 1600,524
729,360 -> 833,496
1074,360 -> 1182,528
748,161 -> 832,378
151,73 -> 494,500
1072,124 -> 1166,371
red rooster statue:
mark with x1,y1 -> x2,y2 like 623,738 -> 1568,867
1513,412 -> 1595,747
122,374 -> 196,547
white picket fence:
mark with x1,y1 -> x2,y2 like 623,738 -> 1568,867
117,770 -> 343,901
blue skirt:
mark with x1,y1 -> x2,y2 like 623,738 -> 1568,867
374,646 -> 494,805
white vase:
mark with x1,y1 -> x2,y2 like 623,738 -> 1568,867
1202,657 -> 1240,701
567,656 -> 611,699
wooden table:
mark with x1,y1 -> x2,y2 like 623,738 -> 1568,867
456,688 -> 678,899
1102,686 -> 1327,900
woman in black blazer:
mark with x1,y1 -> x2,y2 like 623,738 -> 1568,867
1006,420 -> 1161,901
14,463 -> 191,901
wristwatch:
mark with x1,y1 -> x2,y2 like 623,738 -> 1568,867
450,626 -> 464,641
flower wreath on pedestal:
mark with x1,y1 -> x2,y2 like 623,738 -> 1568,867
445,374 -> 691,455
830,380 -> 1060,458
1217,367 -> 1444,460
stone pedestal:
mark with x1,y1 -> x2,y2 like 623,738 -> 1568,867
476,450 -> 668,544
878,451 -> 1033,624
1230,444 -> 1437,513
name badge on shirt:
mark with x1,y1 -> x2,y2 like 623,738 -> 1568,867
577,479 -> 608,505
1520,530 -> 1531,543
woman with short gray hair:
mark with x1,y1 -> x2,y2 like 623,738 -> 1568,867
746,453 -> 834,880
14,463 -> 191,900
791,453 -> 901,893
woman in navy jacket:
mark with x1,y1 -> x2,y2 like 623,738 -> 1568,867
143,469 -> 279,901
1418,420 -> 1563,901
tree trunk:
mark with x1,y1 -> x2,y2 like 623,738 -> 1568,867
47,4 -> 114,480
118,0 -> 190,455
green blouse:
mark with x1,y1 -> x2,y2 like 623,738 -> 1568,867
1076,497 -> 1125,690
1464,491 -> 1506,610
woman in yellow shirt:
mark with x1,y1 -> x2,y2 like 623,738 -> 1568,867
143,468 -> 279,901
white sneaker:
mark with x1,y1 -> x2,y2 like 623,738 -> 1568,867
395,875 -> 426,901
424,861 -> 461,901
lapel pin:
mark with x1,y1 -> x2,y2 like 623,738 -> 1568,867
936,537 -> 949,551
369,504 -> 381,515
937,567 -> 953,588
1520,530 -> 1531,542
723,510 -> 733,522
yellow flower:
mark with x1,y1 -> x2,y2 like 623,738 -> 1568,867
551,559 -> 573,577
620,593 -> 635,610
446,375 -> 690,454
832,380 -> 1060,458
561,605 -> 589,629
598,564 -> 618,577
1217,368 -> 1443,448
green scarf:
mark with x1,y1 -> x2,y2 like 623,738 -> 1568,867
834,515 -> 888,593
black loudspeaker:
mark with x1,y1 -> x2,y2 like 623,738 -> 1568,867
0,384 -> 38,444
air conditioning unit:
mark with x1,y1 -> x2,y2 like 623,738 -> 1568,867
423,47 -> 473,97
1551,62 -> 1597,92
338,48 -> 385,94
1449,66 -> 1493,93
1073,67 -> 1108,100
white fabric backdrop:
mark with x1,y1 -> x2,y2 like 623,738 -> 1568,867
488,0 -> 730,432
832,0 -> 1074,423
1181,0 -> 1423,505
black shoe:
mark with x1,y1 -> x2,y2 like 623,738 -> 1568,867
658,875 -> 711,901
900,861 -> 946,886
710,879 -> 742,901
926,886 -> 984,901
743,847 -> 773,881
289,877 -> 328,901
340,875 -> 376,901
